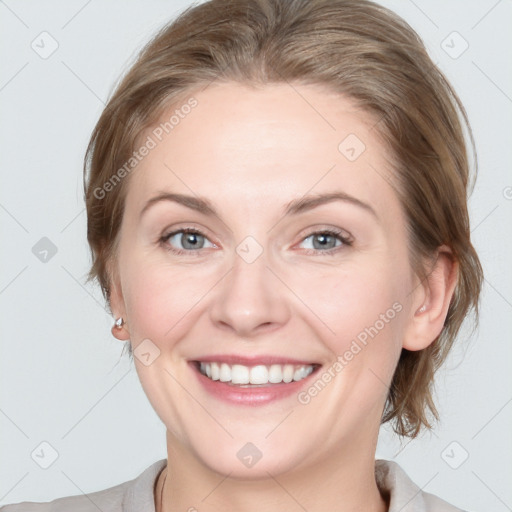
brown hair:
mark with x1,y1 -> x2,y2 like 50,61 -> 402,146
84,0 -> 483,437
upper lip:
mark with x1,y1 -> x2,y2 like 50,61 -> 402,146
191,354 -> 320,366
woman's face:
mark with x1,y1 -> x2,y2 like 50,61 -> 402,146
112,82 -> 419,477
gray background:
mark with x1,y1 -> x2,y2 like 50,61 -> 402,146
1,0 -> 511,509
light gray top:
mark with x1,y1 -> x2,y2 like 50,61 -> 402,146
0,459 -> 467,511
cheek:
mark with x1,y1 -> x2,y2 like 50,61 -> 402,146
285,258 -> 411,406
120,256 -> 216,344
293,265 -> 408,412
293,262 -> 407,345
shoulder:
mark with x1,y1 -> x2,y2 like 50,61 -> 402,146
0,459 -> 167,512
0,482 -> 126,512
375,459 -> 469,512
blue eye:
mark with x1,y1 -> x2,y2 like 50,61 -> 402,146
298,229 -> 352,254
161,229 -> 214,253
160,227 -> 352,256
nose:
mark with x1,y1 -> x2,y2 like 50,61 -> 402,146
209,248 -> 291,338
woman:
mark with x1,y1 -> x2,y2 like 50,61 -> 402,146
2,0 -> 483,510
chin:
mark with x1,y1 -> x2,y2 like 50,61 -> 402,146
199,446 -> 304,480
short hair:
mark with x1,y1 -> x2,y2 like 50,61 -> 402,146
84,0 -> 483,437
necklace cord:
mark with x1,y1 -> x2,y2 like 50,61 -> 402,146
158,468 -> 168,512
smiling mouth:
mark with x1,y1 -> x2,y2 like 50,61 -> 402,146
194,361 -> 320,387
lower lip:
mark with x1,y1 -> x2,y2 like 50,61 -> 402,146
190,362 -> 319,406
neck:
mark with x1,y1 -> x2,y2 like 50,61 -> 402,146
157,431 -> 388,512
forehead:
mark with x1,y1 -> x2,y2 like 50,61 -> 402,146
126,82 -> 398,219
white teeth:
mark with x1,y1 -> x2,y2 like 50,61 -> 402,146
210,362 -> 220,380
268,364 -> 283,383
219,363 -> 231,382
283,364 -> 295,383
250,365 -> 269,384
293,366 -> 313,381
198,362 -> 315,385
231,364 -> 250,384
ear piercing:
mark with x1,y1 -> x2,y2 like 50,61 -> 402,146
417,305 -> 427,314
114,317 -> 125,329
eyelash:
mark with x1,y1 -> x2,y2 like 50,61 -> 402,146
159,227 -> 353,256
160,228 -> 213,257
296,228 -> 353,256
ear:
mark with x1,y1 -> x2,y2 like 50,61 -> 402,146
402,246 -> 458,351
108,262 -> 130,341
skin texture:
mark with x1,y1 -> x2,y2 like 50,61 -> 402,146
109,82 -> 457,512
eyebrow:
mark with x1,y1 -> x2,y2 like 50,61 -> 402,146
140,192 -> 216,218
140,191 -> 377,220
284,192 -> 377,218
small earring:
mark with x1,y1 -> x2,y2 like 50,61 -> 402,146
417,305 -> 427,314
114,317 -> 125,329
